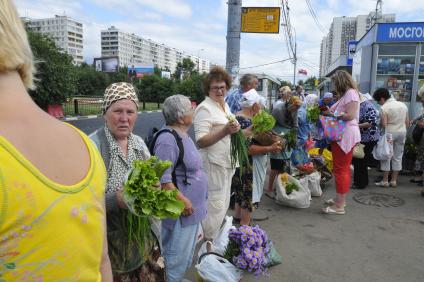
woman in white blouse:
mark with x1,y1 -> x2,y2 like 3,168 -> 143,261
193,66 -> 240,240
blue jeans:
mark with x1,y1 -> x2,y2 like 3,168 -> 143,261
161,219 -> 199,282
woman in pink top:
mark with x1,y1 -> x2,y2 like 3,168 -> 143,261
323,70 -> 361,215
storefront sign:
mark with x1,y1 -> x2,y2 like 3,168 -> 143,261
346,41 -> 357,66
377,22 -> 424,42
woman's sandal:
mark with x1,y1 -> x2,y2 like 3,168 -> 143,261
324,199 -> 346,207
322,206 -> 345,215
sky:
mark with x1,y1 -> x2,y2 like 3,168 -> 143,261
15,0 -> 424,81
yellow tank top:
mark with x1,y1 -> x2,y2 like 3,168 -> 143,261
0,127 -> 106,281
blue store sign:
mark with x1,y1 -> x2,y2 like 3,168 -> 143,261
377,22 -> 424,42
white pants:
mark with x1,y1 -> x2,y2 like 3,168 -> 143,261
380,131 -> 406,172
201,158 -> 235,240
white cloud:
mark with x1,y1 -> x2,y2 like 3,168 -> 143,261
136,0 -> 191,18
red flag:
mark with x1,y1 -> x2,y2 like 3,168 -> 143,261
298,69 -> 307,75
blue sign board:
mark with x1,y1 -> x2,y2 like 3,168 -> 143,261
377,22 -> 424,42
346,41 -> 358,66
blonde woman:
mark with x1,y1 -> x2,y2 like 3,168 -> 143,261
323,70 -> 361,215
0,1 -> 112,280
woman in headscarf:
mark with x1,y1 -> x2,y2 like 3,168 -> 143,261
90,82 -> 165,281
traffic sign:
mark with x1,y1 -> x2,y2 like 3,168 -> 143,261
241,7 -> 280,34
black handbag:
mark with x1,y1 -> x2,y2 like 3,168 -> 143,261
412,124 -> 424,145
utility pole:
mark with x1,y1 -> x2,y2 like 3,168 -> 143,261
292,27 -> 297,86
226,0 -> 242,77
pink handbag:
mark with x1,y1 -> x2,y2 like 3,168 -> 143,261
318,116 -> 345,142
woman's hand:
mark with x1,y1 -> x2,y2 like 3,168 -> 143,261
116,189 -> 127,209
225,121 -> 240,135
180,196 -> 194,217
268,141 -> 283,154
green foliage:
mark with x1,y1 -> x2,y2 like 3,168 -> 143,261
124,157 -> 184,219
75,64 -> 109,96
252,110 -> 276,134
306,105 -> 320,123
173,58 -> 198,80
277,79 -> 293,89
285,182 -> 299,195
174,73 -> 205,102
304,76 -> 318,91
135,75 -> 173,103
27,30 -> 76,109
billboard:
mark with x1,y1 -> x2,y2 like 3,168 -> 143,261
346,41 -> 358,66
94,57 -> 119,72
241,7 -> 280,34
377,22 -> 424,42
128,64 -> 154,78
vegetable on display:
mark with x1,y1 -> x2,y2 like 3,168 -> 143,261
228,115 -> 250,177
306,106 -> 320,123
284,129 -> 297,151
123,157 -> 185,254
252,110 -> 276,134
285,182 -> 299,195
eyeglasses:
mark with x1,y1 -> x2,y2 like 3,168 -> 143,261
210,86 -> 227,92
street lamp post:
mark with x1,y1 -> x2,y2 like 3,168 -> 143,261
292,27 -> 297,87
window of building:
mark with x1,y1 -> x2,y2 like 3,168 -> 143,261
376,44 -> 417,103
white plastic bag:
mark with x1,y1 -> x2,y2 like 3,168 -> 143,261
274,174 -> 311,208
372,133 -> 393,160
307,172 -> 322,197
195,252 -> 242,282
198,216 -> 233,258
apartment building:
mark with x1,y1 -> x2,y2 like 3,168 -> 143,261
23,15 -> 84,65
319,12 -> 395,77
101,26 -> 210,73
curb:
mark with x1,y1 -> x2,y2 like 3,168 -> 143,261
61,110 -> 162,121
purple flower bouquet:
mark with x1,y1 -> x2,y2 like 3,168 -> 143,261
224,225 -> 270,276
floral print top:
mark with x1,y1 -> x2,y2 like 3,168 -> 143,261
359,100 -> 380,142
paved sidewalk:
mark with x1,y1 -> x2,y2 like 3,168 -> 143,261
187,170 -> 424,282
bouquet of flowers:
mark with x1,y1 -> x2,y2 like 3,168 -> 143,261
224,225 -> 270,276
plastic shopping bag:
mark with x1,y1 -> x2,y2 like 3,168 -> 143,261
318,116 -> 345,142
196,252 -> 242,282
307,171 -> 322,197
372,133 -> 393,160
274,174 -> 311,208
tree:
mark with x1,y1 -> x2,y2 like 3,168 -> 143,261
27,30 -> 76,109
304,76 -> 318,91
135,75 -> 173,109
277,79 -> 293,89
75,64 -> 109,96
173,58 -> 197,80
174,73 -> 205,103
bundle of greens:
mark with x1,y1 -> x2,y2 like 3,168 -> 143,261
228,115 -> 250,177
285,182 -> 299,195
284,129 -> 297,151
306,106 -> 320,123
124,157 -> 184,219
252,110 -> 276,134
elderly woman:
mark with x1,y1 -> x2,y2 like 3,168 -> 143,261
151,95 -> 208,282
232,90 -> 283,225
265,95 -> 302,198
0,1 -> 112,280
273,85 -> 291,109
373,88 -> 409,188
410,85 -> 424,196
322,70 -> 360,215
193,66 -> 240,240
90,82 -> 165,281
351,94 -> 380,189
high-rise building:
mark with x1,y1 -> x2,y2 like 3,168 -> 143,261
22,15 -> 84,65
319,12 -> 395,77
101,26 -> 210,73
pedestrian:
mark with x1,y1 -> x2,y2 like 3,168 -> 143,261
151,95 -> 208,282
294,85 -> 305,101
232,90 -> 282,225
351,93 -> 380,189
272,85 -> 291,109
318,92 -> 336,109
322,70 -> 361,215
225,73 -> 259,114
90,82 -> 165,281
193,66 -> 240,240
409,85 -> 424,196
373,88 -> 409,188
265,96 -> 302,198
0,0 -> 112,280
